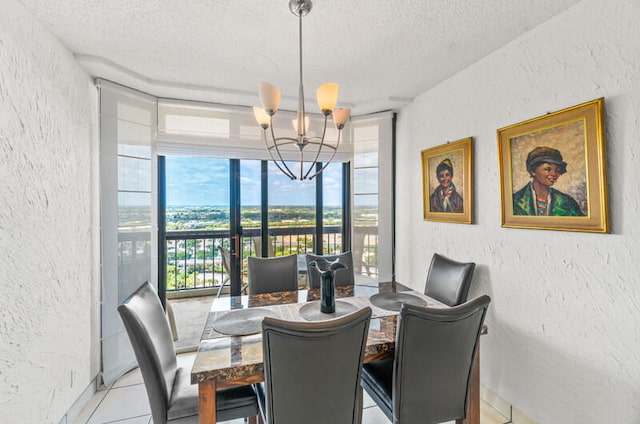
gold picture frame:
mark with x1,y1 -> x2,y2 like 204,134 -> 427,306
497,98 -> 608,233
421,137 -> 473,224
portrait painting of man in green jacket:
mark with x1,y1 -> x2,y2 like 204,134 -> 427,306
512,146 -> 584,217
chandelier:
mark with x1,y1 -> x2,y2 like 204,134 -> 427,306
253,0 -> 350,181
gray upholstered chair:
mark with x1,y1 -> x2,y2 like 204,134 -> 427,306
424,253 -> 476,306
361,296 -> 491,424
247,254 -> 298,295
305,251 -> 355,289
257,307 -> 372,424
117,281 -> 258,423
360,295 -> 490,424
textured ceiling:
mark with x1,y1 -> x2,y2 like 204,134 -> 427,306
19,0 -> 582,114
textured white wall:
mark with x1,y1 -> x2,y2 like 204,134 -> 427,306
0,1 -> 99,423
395,0 -> 640,422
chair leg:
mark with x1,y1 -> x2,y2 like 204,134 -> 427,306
216,276 -> 229,298
218,278 -> 249,297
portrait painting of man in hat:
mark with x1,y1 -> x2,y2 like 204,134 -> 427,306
422,137 -> 472,224
498,98 -> 608,232
512,146 -> 584,216
430,158 -> 464,213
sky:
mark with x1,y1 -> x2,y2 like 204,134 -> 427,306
165,156 -> 344,207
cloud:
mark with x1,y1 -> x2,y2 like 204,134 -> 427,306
165,157 -> 344,207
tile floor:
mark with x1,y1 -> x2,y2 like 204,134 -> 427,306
73,352 -> 509,424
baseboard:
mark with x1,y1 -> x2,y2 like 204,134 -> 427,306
57,376 -> 98,424
480,385 -> 536,424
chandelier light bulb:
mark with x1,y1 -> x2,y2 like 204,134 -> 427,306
291,115 -> 310,134
253,106 -> 270,129
259,82 -> 281,115
316,82 -> 339,114
333,108 -> 351,129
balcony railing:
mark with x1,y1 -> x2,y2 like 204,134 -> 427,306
165,226 -> 337,292
165,225 -> 378,293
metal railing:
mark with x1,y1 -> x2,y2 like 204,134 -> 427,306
165,226 -> 354,293
165,229 -> 228,292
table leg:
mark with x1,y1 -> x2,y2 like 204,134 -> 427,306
199,381 -> 217,423
358,385 -> 364,424
456,344 -> 480,424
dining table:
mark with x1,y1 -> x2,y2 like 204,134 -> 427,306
191,281 -> 486,424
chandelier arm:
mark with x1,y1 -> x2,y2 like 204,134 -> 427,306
307,129 -> 343,180
269,119 -> 299,179
264,127 -> 296,180
264,134 -> 296,180
269,138 -> 300,145
303,140 -> 337,150
302,114 -> 329,179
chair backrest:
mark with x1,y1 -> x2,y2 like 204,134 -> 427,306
218,245 -> 231,274
252,236 -> 275,257
305,251 -> 355,289
247,254 -> 298,295
118,281 -> 177,424
393,295 -> 490,423
262,307 -> 372,424
424,253 -> 476,306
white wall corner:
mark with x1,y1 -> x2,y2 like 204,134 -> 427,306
57,377 -> 99,424
481,385 -> 537,424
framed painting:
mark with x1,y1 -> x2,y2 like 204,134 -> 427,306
421,137 -> 473,224
497,98 -> 608,233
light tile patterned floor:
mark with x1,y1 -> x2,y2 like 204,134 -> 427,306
73,352 -> 508,424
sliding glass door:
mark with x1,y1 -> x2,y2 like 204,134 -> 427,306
267,161 -> 316,256
162,156 -> 230,295
159,158 -> 349,299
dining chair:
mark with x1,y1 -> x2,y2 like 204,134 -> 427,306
305,251 -> 355,289
257,306 -> 373,424
424,253 -> 476,306
360,295 -> 491,424
247,254 -> 299,295
118,281 -> 259,423
252,236 -> 275,257
215,245 -> 232,298
216,245 -> 249,298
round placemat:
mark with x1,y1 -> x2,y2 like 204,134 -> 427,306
369,292 -> 427,312
299,300 -> 359,321
212,308 -> 278,336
